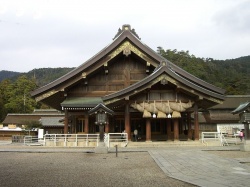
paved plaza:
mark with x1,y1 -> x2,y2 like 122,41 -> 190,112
0,141 -> 250,187
149,149 -> 250,187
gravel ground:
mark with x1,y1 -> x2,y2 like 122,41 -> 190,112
0,151 -> 196,187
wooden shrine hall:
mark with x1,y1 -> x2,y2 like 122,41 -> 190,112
31,24 -> 225,141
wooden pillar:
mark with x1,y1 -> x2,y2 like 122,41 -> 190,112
72,116 -> 76,133
146,118 -> 151,141
160,119 -> 163,134
244,123 -> 250,140
105,116 -> 110,133
194,104 -> 199,140
179,118 -> 183,134
84,112 -> 89,133
167,118 -> 171,141
125,102 -> 131,140
64,109 -> 68,134
71,116 -> 75,133
173,118 -> 179,141
187,112 -> 192,140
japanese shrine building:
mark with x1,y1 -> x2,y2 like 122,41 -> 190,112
31,24 -> 225,141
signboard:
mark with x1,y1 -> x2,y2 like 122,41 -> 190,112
38,129 -> 44,139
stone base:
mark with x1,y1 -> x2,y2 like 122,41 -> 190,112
240,140 -> 250,152
94,142 -> 108,154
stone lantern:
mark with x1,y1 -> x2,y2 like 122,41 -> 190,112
88,103 -> 114,142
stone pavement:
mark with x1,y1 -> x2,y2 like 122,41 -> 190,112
1,141 -> 250,187
149,149 -> 250,187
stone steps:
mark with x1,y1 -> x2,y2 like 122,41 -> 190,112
127,140 -> 204,147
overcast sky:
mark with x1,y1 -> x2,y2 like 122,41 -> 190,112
1,0 -> 250,72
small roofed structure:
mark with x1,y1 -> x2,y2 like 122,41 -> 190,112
232,102 -> 250,115
232,102 -> 250,151
88,103 -> 115,116
232,102 -> 250,140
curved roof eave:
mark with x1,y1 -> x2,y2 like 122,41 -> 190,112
88,103 -> 114,115
231,102 -> 250,114
103,65 -> 225,102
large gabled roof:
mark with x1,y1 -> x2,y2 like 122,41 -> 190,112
31,24 -> 225,102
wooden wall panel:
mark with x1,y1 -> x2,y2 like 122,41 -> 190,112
68,54 -> 149,97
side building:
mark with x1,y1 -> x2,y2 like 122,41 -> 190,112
200,95 -> 250,134
1,109 -> 64,139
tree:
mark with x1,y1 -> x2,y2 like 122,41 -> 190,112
0,79 -> 11,121
4,75 -> 38,113
157,46 -> 250,95
22,120 -> 43,135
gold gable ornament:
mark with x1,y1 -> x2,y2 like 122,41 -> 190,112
123,46 -> 131,57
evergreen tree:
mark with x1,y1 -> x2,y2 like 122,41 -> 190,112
0,79 -> 11,121
4,75 -> 38,114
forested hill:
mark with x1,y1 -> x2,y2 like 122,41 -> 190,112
157,47 -> 250,95
27,68 -> 75,86
0,67 -> 74,86
0,70 -> 20,81
0,67 -> 74,121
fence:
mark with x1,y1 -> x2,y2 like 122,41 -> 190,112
104,133 -> 128,148
201,132 -> 220,145
24,136 -> 44,146
22,133 -> 128,147
12,135 -> 25,143
201,132 -> 239,146
223,133 -> 240,145
43,134 -> 100,147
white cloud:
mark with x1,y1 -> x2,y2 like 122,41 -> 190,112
0,0 -> 249,72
